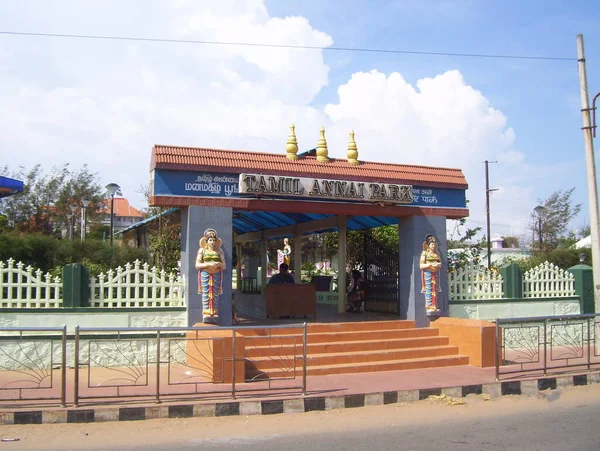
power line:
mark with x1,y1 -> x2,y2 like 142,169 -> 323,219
0,31 -> 576,62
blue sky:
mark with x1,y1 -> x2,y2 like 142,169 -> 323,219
1,0 -> 599,245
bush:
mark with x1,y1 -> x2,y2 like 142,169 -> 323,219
502,247 -> 591,273
0,231 -> 149,276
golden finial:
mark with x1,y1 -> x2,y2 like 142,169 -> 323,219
347,130 -> 359,165
286,124 -> 299,160
316,127 -> 330,163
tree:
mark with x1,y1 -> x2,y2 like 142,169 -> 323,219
0,164 -> 104,235
532,188 -> 581,251
148,214 -> 181,273
446,216 -> 483,271
501,236 -> 520,248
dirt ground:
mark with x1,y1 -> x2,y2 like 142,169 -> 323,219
1,384 -> 598,450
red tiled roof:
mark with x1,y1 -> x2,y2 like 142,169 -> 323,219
151,145 -> 468,189
101,198 -> 144,217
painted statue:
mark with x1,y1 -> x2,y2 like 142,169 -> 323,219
195,228 -> 226,322
420,234 -> 442,315
277,237 -> 291,269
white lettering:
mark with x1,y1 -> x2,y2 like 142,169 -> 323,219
224,185 -> 238,197
421,195 -> 438,204
185,182 -> 222,194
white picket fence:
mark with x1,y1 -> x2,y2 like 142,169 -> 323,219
448,261 -> 577,300
0,259 -> 184,308
90,260 -> 185,308
0,258 -> 579,307
522,261 -> 575,298
0,259 -> 62,308
448,264 -> 504,301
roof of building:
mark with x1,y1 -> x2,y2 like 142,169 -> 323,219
151,145 -> 468,189
575,235 -> 591,249
101,198 -> 144,218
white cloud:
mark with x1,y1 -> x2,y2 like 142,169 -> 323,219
321,69 -> 531,238
0,0 -> 540,240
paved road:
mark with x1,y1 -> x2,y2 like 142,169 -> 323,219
3,384 -> 600,450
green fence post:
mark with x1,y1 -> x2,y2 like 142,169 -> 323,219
568,264 -> 594,314
500,263 -> 522,299
62,263 -> 90,308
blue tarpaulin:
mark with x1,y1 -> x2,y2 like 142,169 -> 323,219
0,176 -> 24,199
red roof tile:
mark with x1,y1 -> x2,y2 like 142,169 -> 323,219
151,145 -> 468,189
101,198 -> 143,218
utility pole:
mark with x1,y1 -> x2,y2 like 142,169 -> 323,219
577,34 -> 600,315
484,160 -> 498,269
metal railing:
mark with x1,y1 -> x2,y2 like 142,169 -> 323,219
72,323 -> 307,406
495,313 -> 600,380
0,327 -> 67,406
0,323 -> 307,407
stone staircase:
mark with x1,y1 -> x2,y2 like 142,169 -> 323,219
241,320 -> 470,380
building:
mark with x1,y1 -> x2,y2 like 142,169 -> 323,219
100,197 -> 144,235
149,126 -> 469,327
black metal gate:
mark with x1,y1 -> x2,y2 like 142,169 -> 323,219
363,233 -> 399,314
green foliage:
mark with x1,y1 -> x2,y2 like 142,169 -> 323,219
346,230 -> 364,270
532,188 -> 582,251
446,212 -> 483,271
301,261 -> 317,276
501,236 -> 520,248
503,247 -> 590,273
372,225 -> 399,249
0,164 -> 105,235
342,225 -> 399,271
0,230 -> 148,277
147,210 -> 181,274
300,261 -> 329,282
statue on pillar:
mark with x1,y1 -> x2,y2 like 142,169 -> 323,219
277,237 -> 291,269
420,234 -> 442,315
195,228 -> 226,322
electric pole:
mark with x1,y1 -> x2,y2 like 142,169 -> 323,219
577,34 -> 600,316
484,160 -> 498,269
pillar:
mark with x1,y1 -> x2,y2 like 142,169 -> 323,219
235,242 -> 242,291
260,234 -> 267,294
181,206 -> 233,326
337,215 -> 347,313
293,232 -> 302,283
500,263 -> 523,298
398,215 -> 447,327
569,264 -> 595,314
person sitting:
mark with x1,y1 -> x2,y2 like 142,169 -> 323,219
268,263 -> 295,285
346,269 -> 365,313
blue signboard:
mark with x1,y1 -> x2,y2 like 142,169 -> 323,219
153,169 -> 466,209
154,170 -> 239,198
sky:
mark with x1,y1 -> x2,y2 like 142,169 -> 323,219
1,0 -> 600,246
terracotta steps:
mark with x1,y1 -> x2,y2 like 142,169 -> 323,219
248,345 -> 460,369
298,355 -> 470,377
242,325 -> 441,346
245,336 -> 450,357
239,320 -> 417,337
241,320 -> 470,379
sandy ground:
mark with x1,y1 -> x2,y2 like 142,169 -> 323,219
1,384 -> 599,450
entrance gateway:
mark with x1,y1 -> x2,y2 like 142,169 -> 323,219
149,127 -> 469,328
